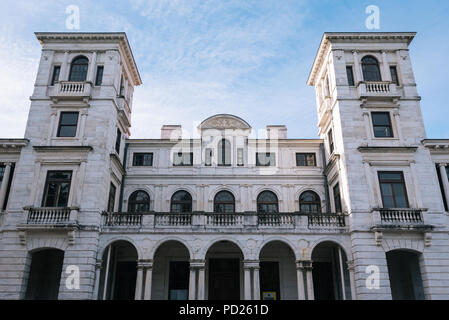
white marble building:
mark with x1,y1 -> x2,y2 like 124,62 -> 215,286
0,32 -> 448,300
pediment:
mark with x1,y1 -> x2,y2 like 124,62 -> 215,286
199,114 -> 251,130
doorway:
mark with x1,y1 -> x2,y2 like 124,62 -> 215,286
208,258 -> 240,300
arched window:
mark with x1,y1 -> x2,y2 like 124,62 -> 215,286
214,191 -> 235,213
171,191 -> 192,213
128,191 -> 150,213
257,191 -> 279,213
361,56 -> 381,82
299,191 -> 321,213
69,56 -> 89,82
218,139 -> 231,166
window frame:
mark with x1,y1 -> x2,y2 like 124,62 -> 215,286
328,129 -> 334,155
299,191 -> 321,213
68,56 -> 89,82
56,112 -> 79,138
257,191 -> 279,213
50,65 -> 61,86
115,128 -> 121,154
132,153 -> 154,167
390,65 -> 400,86
256,153 -> 276,167
107,183 -> 117,212
371,111 -> 394,138
361,55 -> 382,82
173,152 -> 194,167
41,171 -> 73,208
333,183 -> 342,213
95,65 -> 104,86
296,153 -> 317,167
170,190 -> 193,213
214,191 -> 236,213
346,65 -> 355,86
218,139 -> 232,166
128,190 -> 151,213
378,171 -> 410,209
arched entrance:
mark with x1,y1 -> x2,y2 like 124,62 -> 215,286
25,248 -> 65,300
386,250 -> 425,300
311,241 -> 351,300
206,241 -> 243,300
259,241 -> 297,300
152,241 -> 191,300
98,240 -> 138,300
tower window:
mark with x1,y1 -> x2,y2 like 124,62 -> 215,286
205,149 -> 212,166
378,172 -> 409,208
95,66 -> 104,86
333,183 -> 342,213
50,66 -> 61,86
372,112 -> 393,138
107,183 -> 117,212
68,56 -> 89,82
57,112 -> 79,138
361,56 -> 382,82
42,171 -> 72,208
346,66 -> 355,86
390,66 -> 400,86
328,129 -> 334,154
115,128 -> 121,154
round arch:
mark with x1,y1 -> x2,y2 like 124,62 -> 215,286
200,237 -> 247,260
98,236 -> 142,260
149,237 -> 194,260
256,238 -> 299,260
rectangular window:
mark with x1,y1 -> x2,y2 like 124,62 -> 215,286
42,171 -> 72,208
115,128 -> 121,154
173,153 -> 193,166
378,171 -> 409,208
205,149 -> 212,166
372,112 -> 393,138
51,66 -> 61,86
446,166 -> 449,180
436,164 -> 448,211
328,129 -> 334,154
95,66 -> 104,86
133,153 -> 153,166
346,66 -> 355,86
333,183 -> 342,213
107,183 -> 116,212
296,153 -> 316,167
57,112 -> 79,138
390,66 -> 400,86
256,153 -> 276,166
237,148 -> 244,166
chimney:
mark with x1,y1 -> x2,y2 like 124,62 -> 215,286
266,125 -> 287,139
161,125 -> 182,140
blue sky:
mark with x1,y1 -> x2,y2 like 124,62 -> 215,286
1,0 -> 448,139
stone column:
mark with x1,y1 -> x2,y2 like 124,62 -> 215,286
393,111 -> 403,141
302,261 -> 314,300
189,266 -> 197,300
197,266 -> 206,300
439,163 -> 449,210
295,261 -> 306,300
244,265 -> 252,300
253,265 -> 261,300
92,259 -> 102,300
0,163 -> 12,211
143,260 -> 153,300
47,111 -> 58,144
134,262 -> 144,300
381,51 -> 392,82
347,260 -> 357,300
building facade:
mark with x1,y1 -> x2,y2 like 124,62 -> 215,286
0,32 -> 448,300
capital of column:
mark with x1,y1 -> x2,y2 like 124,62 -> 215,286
190,259 -> 205,269
1,162 -> 13,167
296,260 -> 313,271
438,163 -> 448,168
138,259 -> 153,269
243,260 -> 260,270
95,259 -> 103,270
346,260 -> 355,271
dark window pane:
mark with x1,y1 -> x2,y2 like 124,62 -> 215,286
115,128 -> 121,154
108,183 -> 116,212
372,112 -> 393,138
378,172 -> 409,208
95,66 -> 104,86
0,165 -> 5,183
362,56 -> 382,81
328,129 -> 334,154
445,166 -> 449,180
218,139 -> 231,166
171,191 -> 192,213
333,184 -> 342,213
69,56 -> 89,82
133,153 -> 153,166
346,66 -> 355,86
128,191 -> 150,212
214,191 -> 235,213
51,66 -> 60,86
42,171 -> 72,207
257,191 -> 278,213
57,112 -> 79,138
390,66 -> 399,86
296,153 -> 316,167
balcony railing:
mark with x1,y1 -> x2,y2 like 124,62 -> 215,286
357,81 -> 399,99
379,209 -> 423,224
308,213 -> 346,228
100,212 -> 347,231
102,212 -> 143,227
25,207 -> 77,225
49,81 -> 92,101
